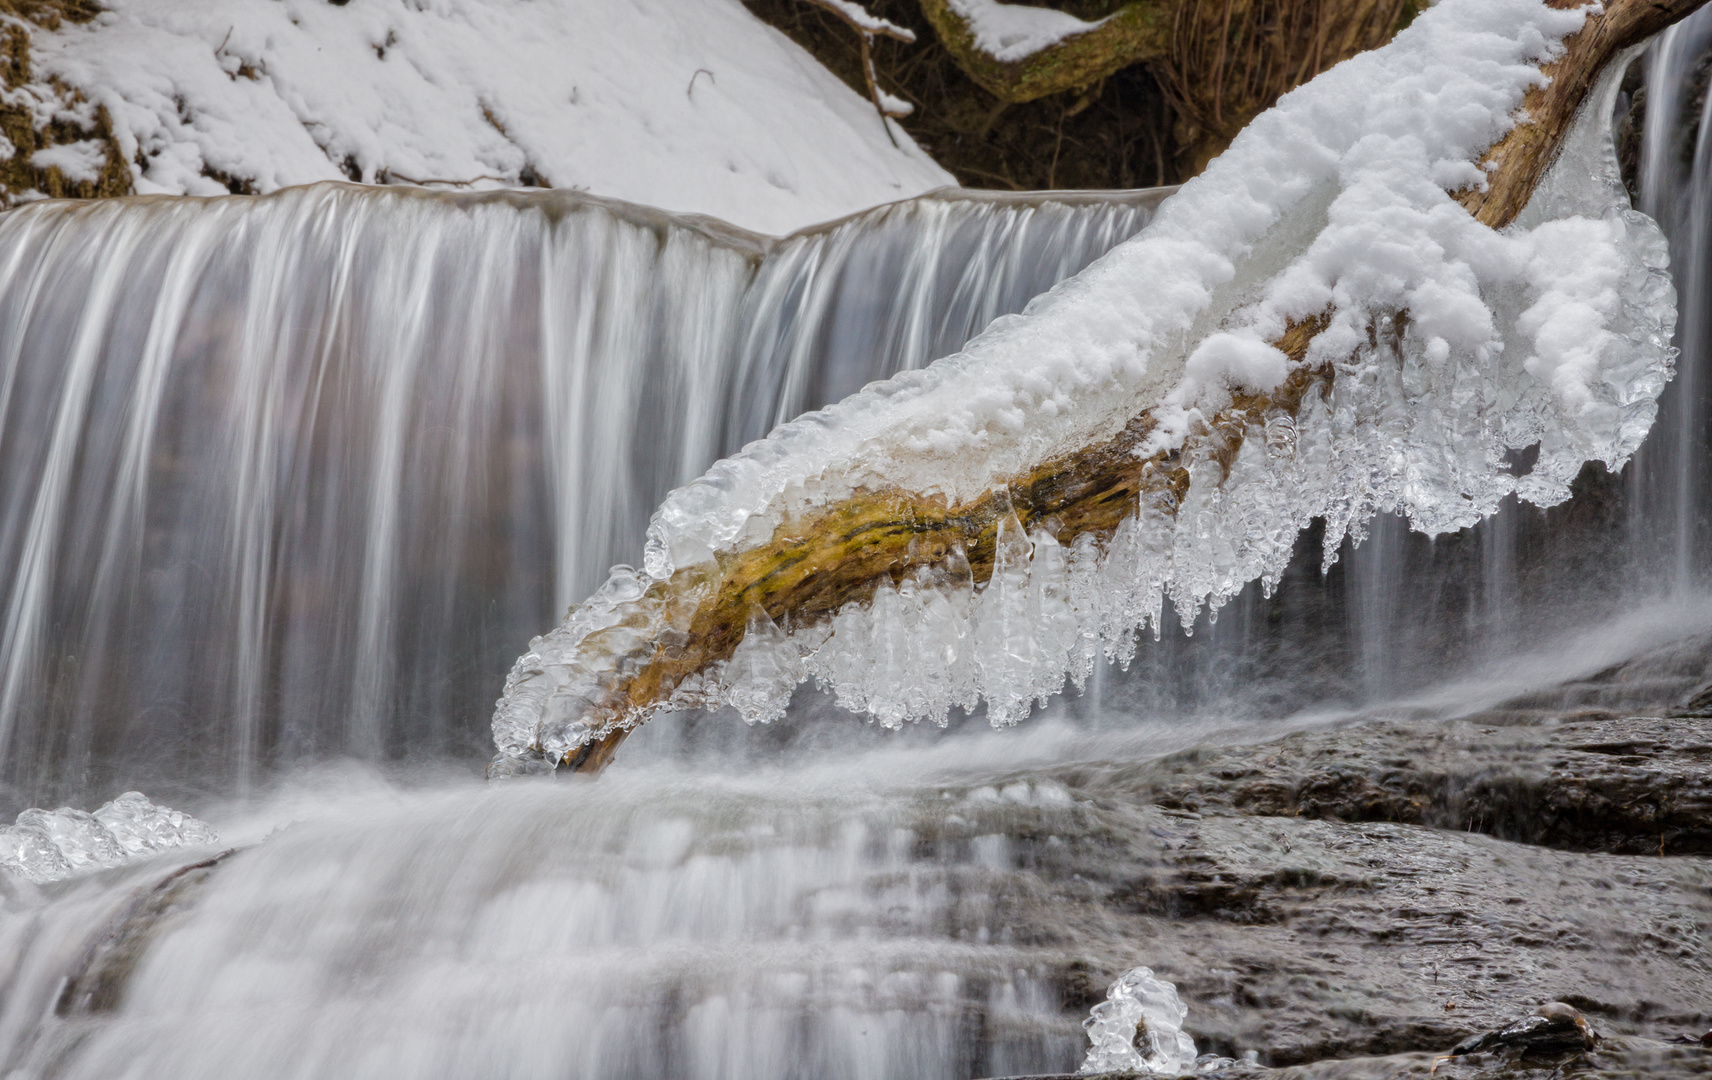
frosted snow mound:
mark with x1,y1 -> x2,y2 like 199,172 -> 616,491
948,0 -> 1104,63
0,793 -> 218,884
24,0 -> 952,236
493,0 -> 1678,763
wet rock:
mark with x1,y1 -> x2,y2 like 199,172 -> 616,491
940,711 -> 1712,1075
1445,1001 -> 1598,1059
1085,713 -> 1712,855
1022,807 -> 1712,1065
52,850 -> 232,1015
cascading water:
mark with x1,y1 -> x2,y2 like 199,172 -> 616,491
0,758 -> 1095,1080
1635,10 -> 1712,593
0,184 -> 1161,810
2,3 -> 1712,1078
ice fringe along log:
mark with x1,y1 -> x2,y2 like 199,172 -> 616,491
490,0 -> 1697,778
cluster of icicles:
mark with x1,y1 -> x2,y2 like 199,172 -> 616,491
490,11 -> 1679,773
0,793 -> 217,884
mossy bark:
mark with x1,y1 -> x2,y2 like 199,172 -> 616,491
914,0 -> 1170,104
556,0 -> 1707,775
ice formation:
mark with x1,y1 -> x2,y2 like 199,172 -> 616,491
492,0 -> 1678,768
1080,967 -> 1197,1075
0,793 -> 218,884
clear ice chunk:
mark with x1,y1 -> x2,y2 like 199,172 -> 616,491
1079,966 -> 1198,1076
0,793 -> 218,884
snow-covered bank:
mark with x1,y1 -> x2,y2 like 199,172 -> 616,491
13,0 -> 953,234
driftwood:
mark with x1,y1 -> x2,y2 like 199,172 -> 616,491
551,0 -> 1704,775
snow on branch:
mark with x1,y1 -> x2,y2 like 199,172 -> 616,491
800,0 -> 916,42
944,0 -> 1105,64
794,0 -> 916,139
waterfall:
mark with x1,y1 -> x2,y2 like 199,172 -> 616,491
1634,12 -> 1712,593
0,184 -> 1161,810
0,759 -> 1093,1080
0,8 -> 1710,1080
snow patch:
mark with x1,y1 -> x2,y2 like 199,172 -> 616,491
28,139 -> 106,183
1183,331 -> 1291,394
26,0 -> 953,235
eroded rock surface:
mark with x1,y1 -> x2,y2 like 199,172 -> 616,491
1104,712 -> 1712,855
959,712 -> 1712,1076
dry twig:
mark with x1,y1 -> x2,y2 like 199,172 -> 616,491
794,0 -> 916,144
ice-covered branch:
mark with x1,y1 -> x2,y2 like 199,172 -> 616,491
491,0 -> 1699,777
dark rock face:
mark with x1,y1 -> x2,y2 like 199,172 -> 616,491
1104,713 -> 1712,856
961,711 -> 1712,1077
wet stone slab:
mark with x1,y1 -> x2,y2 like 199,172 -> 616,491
967,713 -> 1712,1077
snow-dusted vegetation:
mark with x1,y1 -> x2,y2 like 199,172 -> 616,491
8,0 -> 953,232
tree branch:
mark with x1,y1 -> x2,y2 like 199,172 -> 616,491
795,0 -> 917,142
534,0 -> 1705,776
915,0 -> 1169,104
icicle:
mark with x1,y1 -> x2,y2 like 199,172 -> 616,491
972,494 -> 1036,726
724,601 -> 804,725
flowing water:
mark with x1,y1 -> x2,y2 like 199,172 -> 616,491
0,185 -> 1161,810
1,21 -> 1712,1079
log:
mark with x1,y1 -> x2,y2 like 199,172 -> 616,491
544,0 -> 1704,775
914,0 -> 1170,105
912,1 -> 1423,173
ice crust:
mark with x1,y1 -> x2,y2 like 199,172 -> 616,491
0,792 -> 217,884
1079,967 -> 1197,1075
493,0 -> 1678,766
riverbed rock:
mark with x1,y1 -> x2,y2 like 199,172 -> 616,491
955,710 -> 1712,1077
1109,712 -> 1712,855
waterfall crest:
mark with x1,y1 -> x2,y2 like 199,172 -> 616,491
0,183 -> 1161,807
